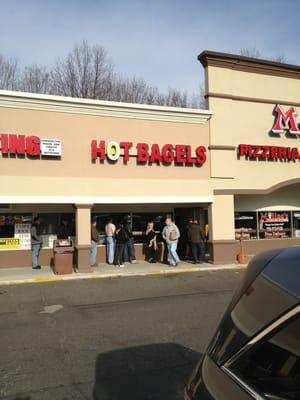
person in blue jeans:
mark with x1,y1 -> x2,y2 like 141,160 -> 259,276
90,218 -> 99,267
105,217 -> 116,264
30,217 -> 42,270
162,215 -> 180,266
123,216 -> 137,264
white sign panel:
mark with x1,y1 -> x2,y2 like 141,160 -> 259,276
14,223 -> 31,250
41,139 -> 62,156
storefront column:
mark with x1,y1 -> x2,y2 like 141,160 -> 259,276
75,204 -> 93,273
208,194 -> 237,264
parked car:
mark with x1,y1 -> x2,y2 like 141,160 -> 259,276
185,247 -> 300,400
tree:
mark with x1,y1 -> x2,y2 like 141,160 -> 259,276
49,40 -> 114,99
0,40 -> 205,108
240,48 -> 287,63
21,65 -> 50,94
240,47 -> 261,58
0,55 -> 18,90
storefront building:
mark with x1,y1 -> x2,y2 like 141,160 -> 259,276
0,91 -> 212,270
1,50 -> 300,268
199,51 -> 300,262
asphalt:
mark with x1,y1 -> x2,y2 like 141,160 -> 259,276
0,269 -> 245,400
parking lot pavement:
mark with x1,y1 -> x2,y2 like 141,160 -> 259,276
0,269 -> 245,400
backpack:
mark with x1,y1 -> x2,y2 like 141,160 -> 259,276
170,228 -> 178,241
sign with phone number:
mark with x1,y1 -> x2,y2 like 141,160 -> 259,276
0,238 -> 20,249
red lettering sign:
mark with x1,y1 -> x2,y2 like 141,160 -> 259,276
0,134 -> 41,156
272,104 -> 300,135
238,144 -> 300,161
92,140 -> 207,167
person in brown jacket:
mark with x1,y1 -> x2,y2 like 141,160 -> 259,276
91,218 -> 99,267
188,220 -> 205,264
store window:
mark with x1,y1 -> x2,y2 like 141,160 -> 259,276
230,315 -> 300,400
234,212 -> 257,240
293,212 -> 300,238
38,213 -> 75,247
258,211 -> 292,239
92,213 -> 128,238
0,214 -> 32,238
92,212 -> 172,243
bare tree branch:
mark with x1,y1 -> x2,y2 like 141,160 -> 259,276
0,56 -> 19,90
0,40 -> 207,109
21,65 -> 50,93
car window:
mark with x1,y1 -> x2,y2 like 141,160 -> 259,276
229,315 -> 300,400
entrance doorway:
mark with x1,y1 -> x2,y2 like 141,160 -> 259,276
174,207 -> 208,259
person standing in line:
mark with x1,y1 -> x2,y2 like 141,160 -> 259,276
114,224 -> 127,268
91,218 -> 99,267
162,215 -> 180,267
188,220 -> 205,264
31,216 -> 42,270
145,221 -> 157,263
123,216 -> 137,264
105,217 -> 116,264
185,218 -> 193,260
57,217 -> 71,240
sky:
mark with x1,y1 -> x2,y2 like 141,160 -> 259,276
0,0 -> 299,95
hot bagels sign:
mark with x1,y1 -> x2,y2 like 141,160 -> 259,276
91,140 -> 207,166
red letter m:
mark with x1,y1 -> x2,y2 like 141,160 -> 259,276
272,104 -> 300,135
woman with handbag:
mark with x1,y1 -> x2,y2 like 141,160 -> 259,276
146,221 -> 157,263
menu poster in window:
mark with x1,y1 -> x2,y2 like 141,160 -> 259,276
293,212 -> 300,238
235,212 -> 257,240
14,223 -> 31,250
259,211 -> 291,239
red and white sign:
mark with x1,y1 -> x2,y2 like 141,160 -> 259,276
91,140 -> 207,166
0,134 -> 62,157
238,105 -> 300,162
272,104 -> 300,135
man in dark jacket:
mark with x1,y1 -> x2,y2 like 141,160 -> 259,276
57,218 -> 71,240
114,224 -> 128,268
31,217 -> 42,269
188,220 -> 205,264
123,216 -> 136,264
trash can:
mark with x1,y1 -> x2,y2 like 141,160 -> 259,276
53,239 -> 74,274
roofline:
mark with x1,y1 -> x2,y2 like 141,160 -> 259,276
0,90 -> 212,124
198,50 -> 300,79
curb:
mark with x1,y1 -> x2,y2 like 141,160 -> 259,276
0,264 -> 246,286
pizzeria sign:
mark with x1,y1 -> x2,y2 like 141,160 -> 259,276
238,104 -> 300,161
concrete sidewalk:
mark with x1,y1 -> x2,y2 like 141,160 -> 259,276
0,261 -> 246,286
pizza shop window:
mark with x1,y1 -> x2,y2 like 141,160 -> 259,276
293,212 -> 300,238
234,212 -> 257,240
258,211 -> 292,239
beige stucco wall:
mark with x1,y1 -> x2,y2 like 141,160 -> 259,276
207,65 -> 300,191
209,194 -> 235,240
0,100 -> 212,202
235,183 -> 300,211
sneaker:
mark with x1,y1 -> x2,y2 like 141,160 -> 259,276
119,264 -> 125,268
32,265 -> 41,270
131,259 -> 137,264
